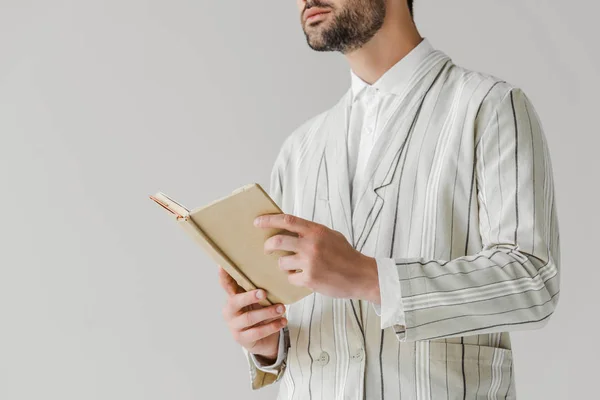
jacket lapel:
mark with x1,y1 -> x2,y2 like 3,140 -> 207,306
351,52 -> 450,252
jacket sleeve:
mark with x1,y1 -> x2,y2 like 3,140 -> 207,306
378,88 -> 561,342
243,326 -> 290,390
242,139 -> 291,390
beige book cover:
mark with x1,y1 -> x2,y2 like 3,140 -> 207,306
149,183 -> 312,306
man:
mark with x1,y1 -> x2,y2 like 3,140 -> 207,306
218,0 -> 560,398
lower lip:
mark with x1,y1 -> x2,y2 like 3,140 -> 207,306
306,12 -> 330,23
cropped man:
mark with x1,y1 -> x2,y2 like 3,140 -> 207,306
218,1 -> 560,398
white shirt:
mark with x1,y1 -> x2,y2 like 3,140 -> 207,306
251,37 -> 436,373
348,38 -> 435,200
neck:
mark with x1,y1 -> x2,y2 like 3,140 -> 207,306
345,3 -> 422,85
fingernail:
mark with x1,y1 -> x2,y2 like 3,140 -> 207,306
254,217 -> 261,226
256,290 -> 264,299
276,305 -> 284,314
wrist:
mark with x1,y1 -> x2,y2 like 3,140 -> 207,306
359,255 -> 381,304
251,331 -> 281,362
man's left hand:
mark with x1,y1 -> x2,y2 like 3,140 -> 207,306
254,213 -> 381,304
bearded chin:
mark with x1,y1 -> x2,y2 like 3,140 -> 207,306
304,1 -> 386,54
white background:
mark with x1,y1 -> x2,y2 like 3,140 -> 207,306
0,1 -> 596,398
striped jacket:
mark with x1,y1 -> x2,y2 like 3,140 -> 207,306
244,49 -> 560,399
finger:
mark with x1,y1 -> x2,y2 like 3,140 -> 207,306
264,234 -> 300,254
278,254 -> 304,271
239,317 -> 288,344
217,266 -> 234,293
259,314 -> 286,326
227,289 -> 267,317
218,266 -> 242,296
230,303 -> 286,331
254,213 -> 314,235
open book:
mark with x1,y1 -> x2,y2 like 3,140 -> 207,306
150,183 -> 312,306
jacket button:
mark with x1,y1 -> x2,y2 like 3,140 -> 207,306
315,351 -> 330,366
350,348 -> 364,362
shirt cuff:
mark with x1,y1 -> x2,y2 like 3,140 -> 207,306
371,257 -> 406,330
248,328 -> 286,373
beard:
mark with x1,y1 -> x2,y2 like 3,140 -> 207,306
302,0 -> 386,54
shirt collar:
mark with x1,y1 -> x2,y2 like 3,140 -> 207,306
350,37 -> 435,102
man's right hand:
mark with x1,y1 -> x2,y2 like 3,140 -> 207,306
218,265 -> 287,362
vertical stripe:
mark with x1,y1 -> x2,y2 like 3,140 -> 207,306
464,159 -> 477,255
476,345 -> 481,399
397,342 -> 402,399
488,348 -> 505,399
307,293 -> 316,399
452,81 -> 483,258
284,358 -> 294,400
496,111 -> 503,244
445,341 -> 449,400
331,297 -> 337,400
416,341 -> 431,399
350,301 -> 365,341
478,133 -> 493,245
379,329 -> 385,399
324,155 -> 338,400
461,337 -> 466,400
524,100 -> 536,254
319,295 -> 324,400
510,92 -> 519,243
306,153 -> 325,399
293,300 -> 305,399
